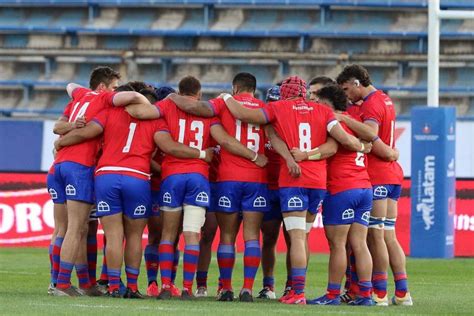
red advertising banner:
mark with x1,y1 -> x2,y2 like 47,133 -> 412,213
1,173 -> 473,256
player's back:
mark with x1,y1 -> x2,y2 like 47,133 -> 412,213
266,98 -> 335,189
157,98 -> 215,179
55,88 -> 116,167
95,107 -> 162,179
210,93 -> 267,183
360,90 -> 403,184
327,114 -> 371,194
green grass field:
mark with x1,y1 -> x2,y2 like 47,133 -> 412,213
0,248 -> 473,315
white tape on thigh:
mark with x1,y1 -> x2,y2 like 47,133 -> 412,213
306,222 -> 313,233
160,206 -> 183,212
384,218 -> 396,231
283,216 -> 306,231
183,205 -> 206,233
369,216 -> 385,229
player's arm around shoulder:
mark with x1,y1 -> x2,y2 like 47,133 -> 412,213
168,93 -> 215,117
153,131 -> 213,163
222,94 -> 267,125
336,113 -> 377,141
118,92 -> 160,120
55,120 -> 104,151
371,139 -> 399,161
328,121 -> 365,152
211,124 -> 267,167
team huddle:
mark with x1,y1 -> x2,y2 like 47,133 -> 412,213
46,64 -> 413,306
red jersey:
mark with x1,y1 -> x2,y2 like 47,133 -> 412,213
209,93 -> 267,183
93,107 -> 165,180
262,97 -> 336,189
265,141 -> 280,190
156,98 -> 218,180
327,113 -> 371,194
55,88 -> 116,167
150,149 -> 164,191
347,103 -> 362,119
360,90 -> 403,185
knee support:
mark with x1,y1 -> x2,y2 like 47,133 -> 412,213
384,218 -> 396,230
306,222 -> 313,233
283,216 -> 306,231
183,205 -> 206,233
369,216 -> 385,229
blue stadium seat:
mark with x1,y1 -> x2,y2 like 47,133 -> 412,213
239,10 -> 278,31
27,9 -> 54,27
54,10 -> 86,27
49,92 -> 71,111
115,10 -> 156,30
180,9 -> 205,31
164,37 -> 195,51
0,8 -> 24,27
12,63 -> 42,81
102,36 -> 135,50
2,34 -> 29,48
139,64 -> 163,83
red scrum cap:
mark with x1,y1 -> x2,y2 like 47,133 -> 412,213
280,75 -> 307,100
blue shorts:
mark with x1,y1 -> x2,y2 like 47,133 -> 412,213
54,161 -> 95,204
323,188 -> 372,226
160,173 -> 210,209
263,189 -> 282,221
208,182 -> 218,213
372,184 -> 402,201
151,190 -> 160,217
214,181 -> 270,213
280,187 -> 326,215
46,171 -> 66,204
95,174 -> 151,219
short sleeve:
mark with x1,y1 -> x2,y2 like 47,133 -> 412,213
209,98 -> 225,116
323,106 -> 338,132
101,91 -> 117,108
155,100 -> 169,118
262,104 -> 275,123
72,87 -> 90,100
62,100 -> 74,118
210,116 -> 221,126
360,100 -> 383,125
155,118 -> 170,133
92,108 -> 109,129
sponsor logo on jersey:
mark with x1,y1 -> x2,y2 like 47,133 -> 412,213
218,196 -> 231,208
288,196 -> 303,208
253,196 -> 267,208
97,201 -> 110,213
65,184 -> 76,196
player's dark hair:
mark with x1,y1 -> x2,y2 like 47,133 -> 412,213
114,84 -> 134,92
127,81 -> 150,92
139,88 -> 158,103
89,66 -> 121,90
308,76 -> 335,87
178,76 -> 201,96
316,85 -> 348,111
336,64 -> 372,87
232,72 -> 257,93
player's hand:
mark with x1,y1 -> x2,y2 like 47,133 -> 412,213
54,139 -> 62,151
286,158 -> 301,178
204,148 -> 214,163
334,112 -> 347,122
290,147 -> 307,162
362,141 -> 372,154
216,93 -> 226,99
254,154 -> 268,168
74,116 -> 87,129
166,92 -> 178,100
393,148 -> 400,161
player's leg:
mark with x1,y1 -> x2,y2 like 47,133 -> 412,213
55,162 -> 95,295
281,225 -> 292,298
97,234 -> 108,292
87,210 -> 99,288
196,211 -> 218,297
101,213 -> 124,297
346,188 -> 374,306
145,191 -> 161,297
47,169 -> 67,293
123,216 -> 148,299
120,174 -> 152,299
170,222 -> 182,297
308,190 -> 352,305
157,174 -> 186,299
179,174 -> 209,299
215,181 -> 242,301
279,187 -> 310,305
368,185 -> 389,306
239,182 -> 269,302
385,185 -> 412,306
258,216 -> 281,299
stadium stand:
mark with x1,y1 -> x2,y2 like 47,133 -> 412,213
0,0 -> 473,117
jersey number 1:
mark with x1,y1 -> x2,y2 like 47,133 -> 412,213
122,122 -> 137,153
